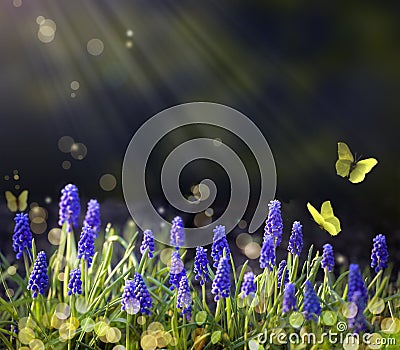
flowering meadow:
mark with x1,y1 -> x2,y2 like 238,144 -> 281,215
1,184 -> 400,349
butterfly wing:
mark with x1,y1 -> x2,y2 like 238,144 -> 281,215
5,191 -> 18,212
321,221 -> 339,236
336,142 -> 354,177
320,201 -> 341,235
17,190 -> 29,211
307,202 -> 325,227
349,158 -> 378,184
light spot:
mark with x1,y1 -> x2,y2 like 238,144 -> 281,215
30,221 -> 47,235
55,303 -> 71,320
87,38 -> 104,56
106,327 -> 121,343
75,296 -> 88,314
126,41 -> 133,49
13,0 -> 22,7
48,228 -> 62,245
14,174 -> 19,180
70,81 -> 80,91
15,184 -> 20,190
81,318 -> 95,332
70,143 -> 87,160
126,29 -> 134,37
36,16 -> 45,25
7,266 -> 17,275
29,339 -> 44,350
45,196 -> 52,204
368,298 -> 385,315
62,161 -> 71,170
236,232 -> 252,249
205,207 -> 214,217
99,174 -> 117,191
341,302 -> 358,319
137,316 -> 146,325
18,328 -> 35,344
141,334 -> 157,350
58,136 -> 74,153
4,175 -> 9,180
70,92 -> 76,98
244,242 -> 261,259
238,219 -> 247,229
213,138 -> 222,147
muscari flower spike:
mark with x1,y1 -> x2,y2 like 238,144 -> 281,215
140,229 -> 155,259
321,243 -> 335,272
194,246 -> 209,285
303,281 -> 321,321
83,199 -> 101,237
212,256 -> 231,301
264,199 -> 283,247
68,268 -> 82,296
348,291 -> 368,334
259,234 -> 276,271
12,213 -> 32,259
348,264 -> 368,308
288,221 -> 303,256
169,250 -> 186,290
277,260 -> 289,289
27,251 -> 48,298
170,216 -> 185,249
77,224 -> 95,268
240,272 -> 256,298
211,225 -> 230,268
283,283 -> 297,313
177,275 -> 192,319
121,273 -> 152,315
371,234 -> 389,273
58,184 -> 80,232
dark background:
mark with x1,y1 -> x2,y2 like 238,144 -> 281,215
1,1 -> 399,268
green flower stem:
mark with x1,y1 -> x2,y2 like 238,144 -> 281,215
63,231 -> 73,298
226,297 -> 232,339
182,316 -> 187,350
22,252 -> 30,281
52,223 -> 67,300
291,255 -> 299,282
126,313 -> 131,350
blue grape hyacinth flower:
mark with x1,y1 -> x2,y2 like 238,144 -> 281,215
259,234 -> 276,271
277,260 -> 289,289
194,247 -> 209,285
264,199 -> 283,247
212,256 -> 231,301
68,268 -> 82,296
283,283 -> 297,313
303,281 -> 321,321
170,216 -> 185,249
177,275 -> 192,319
27,251 -> 48,298
348,291 -> 368,334
240,272 -> 256,298
321,243 -> 335,272
122,273 -> 152,315
140,229 -> 155,259
348,264 -> 368,307
371,234 -> 389,273
169,250 -> 186,290
288,221 -> 303,256
83,199 -> 101,237
58,184 -> 80,232
77,225 -> 95,268
12,213 -> 32,259
211,225 -> 230,268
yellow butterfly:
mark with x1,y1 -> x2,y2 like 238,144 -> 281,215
335,142 -> 378,184
307,201 -> 341,236
5,190 -> 29,212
